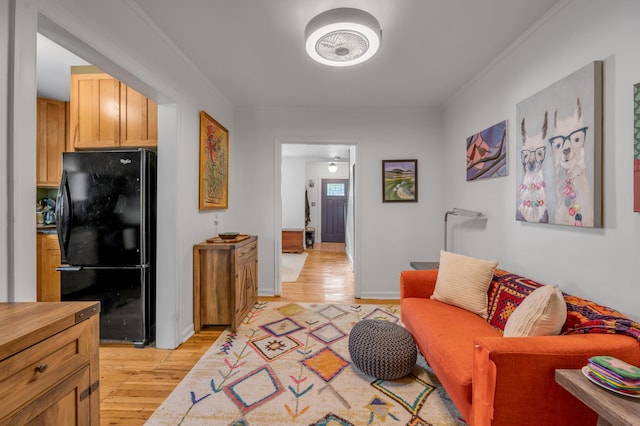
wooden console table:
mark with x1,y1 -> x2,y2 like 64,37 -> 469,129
193,236 -> 258,332
555,369 -> 640,426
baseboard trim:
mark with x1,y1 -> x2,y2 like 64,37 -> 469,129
358,291 -> 400,300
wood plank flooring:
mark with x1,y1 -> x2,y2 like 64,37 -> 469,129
99,243 -> 399,425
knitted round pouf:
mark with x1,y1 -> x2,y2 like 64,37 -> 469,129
348,319 -> 417,380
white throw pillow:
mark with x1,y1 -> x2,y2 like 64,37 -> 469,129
504,284 -> 567,337
431,250 -> 498,319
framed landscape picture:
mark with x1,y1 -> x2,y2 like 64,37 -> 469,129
199,111 -> 229,210
382,159 -> 418,202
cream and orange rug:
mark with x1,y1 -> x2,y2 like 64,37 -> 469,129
280,252 -> 309,282
146,302 -> 464,425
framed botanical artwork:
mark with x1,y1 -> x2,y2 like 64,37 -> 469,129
466,120 -> 508,181
199,111 -> 229,209
515,61 -> 603,227
382,159 -> 418,202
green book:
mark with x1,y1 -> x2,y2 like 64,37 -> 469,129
589,356 -> 640,381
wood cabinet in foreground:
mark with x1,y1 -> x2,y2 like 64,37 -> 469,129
0,302 -> 100,425
193,236 -> 258,332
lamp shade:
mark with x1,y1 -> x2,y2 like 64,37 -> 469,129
305,8 -> 381,67
328,162 -> 338,173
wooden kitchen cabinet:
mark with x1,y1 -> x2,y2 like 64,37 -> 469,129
120,84 -> 158,147
37,97 -> 67,187
70,68 -> 120,149
37,233 -> 61,302
193,236 -> 258,332
0,301 -> 100,425
70,66 -> 157,149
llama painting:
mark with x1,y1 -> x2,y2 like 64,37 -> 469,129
515,61 -> 602,227
549,98 -> 593,225
516,113 -> 549,223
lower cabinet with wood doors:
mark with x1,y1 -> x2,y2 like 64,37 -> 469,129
37,232 -> 62,301
193,236 -> 258,333
0,302 -> 100,425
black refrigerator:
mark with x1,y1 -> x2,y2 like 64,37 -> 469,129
55,149 -> 156,347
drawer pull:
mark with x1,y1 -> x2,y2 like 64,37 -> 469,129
35,363 -> 48,374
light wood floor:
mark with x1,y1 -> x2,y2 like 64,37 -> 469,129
99,242 -> 398,425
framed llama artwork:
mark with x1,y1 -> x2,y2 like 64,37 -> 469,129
466,120 -> 508,181
515,61 -> 603,227
634,82 -> 640,212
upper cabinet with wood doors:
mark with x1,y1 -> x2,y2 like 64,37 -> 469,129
120,84 -> 158,148
69,66 -> 157,150
36,97 -> 67,187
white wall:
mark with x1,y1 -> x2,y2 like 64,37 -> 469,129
281,157 -> 306,229
442,0 -> 640,320
234,107 -> 443,299
0,0 -> 9,300
0,0 -> 11,301
5,0 -> 234,348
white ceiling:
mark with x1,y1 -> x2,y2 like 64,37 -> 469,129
36,34 -> 89,101
36,0 -> 560,161
132,0 -> 560,108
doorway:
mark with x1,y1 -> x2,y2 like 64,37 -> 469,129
34,18 -> 181,349
277,142 -> 358,297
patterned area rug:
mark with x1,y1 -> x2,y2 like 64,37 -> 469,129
281,253 -> 309,282
146,302 -> 465,425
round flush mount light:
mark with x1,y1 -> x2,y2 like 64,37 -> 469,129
305,8 -> 381,67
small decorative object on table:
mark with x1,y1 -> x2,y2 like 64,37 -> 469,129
218,231 -> 239,240
206,233 -> 250,243
583,356 -> 640,397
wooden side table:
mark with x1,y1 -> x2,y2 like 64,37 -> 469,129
409,261 -> 439,270
555,369 -> 640,426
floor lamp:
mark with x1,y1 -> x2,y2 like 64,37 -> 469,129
444,208 -> 486,252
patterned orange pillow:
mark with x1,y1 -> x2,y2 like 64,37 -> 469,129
486,270 -> 543,332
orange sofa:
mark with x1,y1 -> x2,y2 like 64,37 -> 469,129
400,269 -> 640,426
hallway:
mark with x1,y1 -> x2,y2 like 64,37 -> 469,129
280,242 -> 355,303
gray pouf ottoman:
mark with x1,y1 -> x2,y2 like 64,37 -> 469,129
348,319 -> 417,380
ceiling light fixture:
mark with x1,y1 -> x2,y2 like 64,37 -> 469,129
305,8 -> 381,67
328,163 -> 338,173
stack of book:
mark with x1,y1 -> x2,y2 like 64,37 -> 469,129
584,356 -> 640,397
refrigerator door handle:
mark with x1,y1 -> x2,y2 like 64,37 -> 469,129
56,170 -> 72,261
56,265 -> 82,272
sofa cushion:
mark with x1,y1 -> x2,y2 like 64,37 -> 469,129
432,251 -> 498,319
400,297 -> 501,419
504,284 -> 567,337
486,270 -> 544,332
